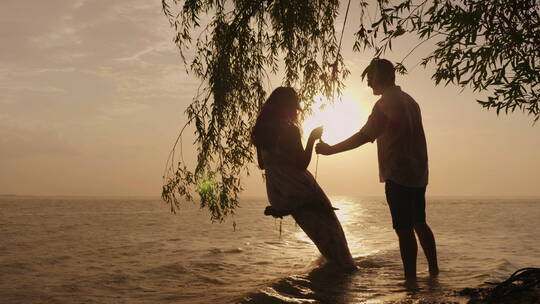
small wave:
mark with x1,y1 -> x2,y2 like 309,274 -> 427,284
197,274 -> 227,285
0,262 -> 36,273
264,241 -> 283,245
143,262 -> 189,277
208,247 -> 244,254
40,255 -> 72,265
191,262 -> 232,272
243,287 -> 318,303
239,262 -> 358,304
492,258 -> 514,270
354,256 -> 388,269
226,248 -> 244,253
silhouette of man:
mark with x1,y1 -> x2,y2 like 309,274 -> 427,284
316,58 -> 439,279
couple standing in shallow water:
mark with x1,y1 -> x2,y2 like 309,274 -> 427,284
251,58 -> 439,279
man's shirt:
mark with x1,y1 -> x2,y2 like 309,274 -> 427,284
359,86 -> 428,187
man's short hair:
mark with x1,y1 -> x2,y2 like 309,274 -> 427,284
361,58 -> 395,86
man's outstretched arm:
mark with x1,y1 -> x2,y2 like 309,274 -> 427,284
315,131 -> 372,155
317,101 -> 386,155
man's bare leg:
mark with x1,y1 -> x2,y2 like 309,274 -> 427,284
414,223 -> 439,275
396,228 -> 418,279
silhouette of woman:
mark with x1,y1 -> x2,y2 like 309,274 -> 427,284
251,87 -> 355,270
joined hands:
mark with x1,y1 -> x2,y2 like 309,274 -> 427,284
315,141 -> 333,155
310,126 -> 333,155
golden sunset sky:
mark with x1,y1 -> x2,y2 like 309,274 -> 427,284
1,1 -> 538,197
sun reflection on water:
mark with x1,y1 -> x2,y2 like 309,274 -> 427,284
293,197 -> 382,257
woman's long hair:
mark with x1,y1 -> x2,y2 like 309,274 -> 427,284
251,87 -> 300,149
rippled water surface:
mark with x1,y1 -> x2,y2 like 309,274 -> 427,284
1,196 -> 539,303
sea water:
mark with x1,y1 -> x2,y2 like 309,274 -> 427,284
1,196 -> 539,303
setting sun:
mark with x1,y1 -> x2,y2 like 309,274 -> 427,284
302,94 -> 366,145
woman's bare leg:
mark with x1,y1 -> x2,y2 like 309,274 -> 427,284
292,206 -> 355,270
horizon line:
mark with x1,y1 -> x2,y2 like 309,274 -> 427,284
2,194 -> 540,200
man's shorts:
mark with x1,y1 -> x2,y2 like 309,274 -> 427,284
385,180 -> 427,230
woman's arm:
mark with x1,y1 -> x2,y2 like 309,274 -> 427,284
281,125 -> 322,170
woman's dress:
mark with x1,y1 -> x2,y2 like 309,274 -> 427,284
261,126 -> 355,269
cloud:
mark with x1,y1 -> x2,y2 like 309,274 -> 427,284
0,0 -> 195,106
0,0 -> 197,163
99,100 -> 151,118
0,115 -> 79,159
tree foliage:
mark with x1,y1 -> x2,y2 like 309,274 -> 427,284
356,0 -> 539,119
162,0 -> 539,222
161,0 -> 346,222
